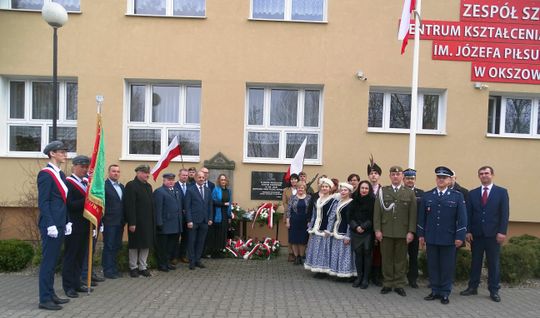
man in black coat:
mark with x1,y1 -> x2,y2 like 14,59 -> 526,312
101,164 -> 125,279
124,164 -> 155,278
62,155 -> 91,298
185,171 -> 213,270
403,168 -> 424,289
154,173 -> 183,272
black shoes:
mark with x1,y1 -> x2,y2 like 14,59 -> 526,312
75,285 -> 93,293
65,289 -> 79,298
409,281 -> 419,289
352,278 -> 362,288
490,293 -> 501,302
39,301 -> 62,310
424,293 -> 440,301
92,274 -> 105,282
189,264 -> 195,270
129,269 -> 140,278
157,266 -> 169,272
380,287 -> 392,294
460,288 -> 478,296
196,262 -> 206,269
104,273 -> 119,279
394,288 -> 407,297
167,264 -> 177,270
52,294 -> 70,304
139,269 -> 151,277
360,280 -> 369,289
441,296 -> 450,305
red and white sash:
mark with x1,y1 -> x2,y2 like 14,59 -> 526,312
41,166 -> 68,203
66,176 -> 88,195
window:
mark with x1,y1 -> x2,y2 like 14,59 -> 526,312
127,0 -> 205,17
245,86 -> 322,163
250,0 -> 326,22
488,95 -> 539,138
368,89 -> 446,134
3,78 -> 77,155
1,0 -> 80,11
125,82 -> 201,160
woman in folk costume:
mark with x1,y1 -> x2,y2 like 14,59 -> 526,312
327,182 -> 356,278
304,177 -> 338,275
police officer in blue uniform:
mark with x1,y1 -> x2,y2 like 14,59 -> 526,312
37,141 -> 71,310
417,166 -> 467,305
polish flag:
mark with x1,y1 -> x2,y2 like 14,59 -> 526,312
398,0 -> 416,55
151,135 -> 182,181
284,137 -> 307,183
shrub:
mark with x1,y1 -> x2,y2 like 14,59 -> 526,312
507,234 -> 540,278
454,248 -> 471,281
500,244 -> 536,284
0,240 -> 35,272
508,234 -> 540,245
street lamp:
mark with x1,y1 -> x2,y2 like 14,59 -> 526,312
42,1 -> 68,141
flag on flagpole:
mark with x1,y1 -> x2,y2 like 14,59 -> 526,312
151,135 -> 182,181
398,0 -> 416,54
83,113 -> 106,227
284,137 -> 307,183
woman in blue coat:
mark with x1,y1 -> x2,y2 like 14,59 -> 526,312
206,174 -> 232,258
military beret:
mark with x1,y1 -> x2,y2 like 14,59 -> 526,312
435,166 -> 453,177
389,165 -> 403,173
403,168 -> 417,177
162,172 -> 175,179
135,164 -> 150,173
42,140 -> 68,155
72,155 -> 91,166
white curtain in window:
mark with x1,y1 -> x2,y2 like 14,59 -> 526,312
55,0 -> 80,11
11,0 -> 41,9
135,0 -> 166,15
152,85 -> 179,123
32,82 -> 53,120
174,0 -> 205,16
185,86 -> 201,124
252,0 -> 284,19
291,0 -> 324,21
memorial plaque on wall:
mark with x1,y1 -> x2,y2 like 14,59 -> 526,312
251,171 -> 286,200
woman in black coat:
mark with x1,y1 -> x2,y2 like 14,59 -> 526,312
349,180 -> 375,289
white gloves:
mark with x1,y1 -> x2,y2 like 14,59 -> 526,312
47,226 -> 58,238
65,222 -> 73,236
100,224 -> 104,233
92,229 -> 97,238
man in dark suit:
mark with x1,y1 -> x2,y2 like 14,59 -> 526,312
124,164 -> 155,278
418,167 -> 467,305
403,168 -> 424,289
174,168 -> 190,263
460,166 -> 509,302
63,155 -> 91,298
154,173 -> 183,271
200,167 -> 215,191
101,164 -> 125,279
37,141 -> 70,310
185,171 -> 213,270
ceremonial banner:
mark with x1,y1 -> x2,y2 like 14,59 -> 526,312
83,114 -> 106,227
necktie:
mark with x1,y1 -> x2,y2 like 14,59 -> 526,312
182,184 -> 186,194
439,191 -> 443,197
394,187 -> 398,193
482,187 -> 488,205
199,186 -> 204,199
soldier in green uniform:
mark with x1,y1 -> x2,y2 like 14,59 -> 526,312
373,166 -> 417,297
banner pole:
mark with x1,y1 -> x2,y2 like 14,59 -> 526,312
87,223 -> 93,295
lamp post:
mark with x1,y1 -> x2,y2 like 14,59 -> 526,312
42,2 -> 68,141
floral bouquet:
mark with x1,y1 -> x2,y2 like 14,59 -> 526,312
252,202 -> 280,229
231,202 -> 247,220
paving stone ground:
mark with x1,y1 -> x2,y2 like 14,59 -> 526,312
1,255 -> 539,318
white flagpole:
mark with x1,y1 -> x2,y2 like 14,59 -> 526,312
408,0 -> 421,169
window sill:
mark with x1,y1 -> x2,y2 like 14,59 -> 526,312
243,158 -> 322,165
120,155 -> 200,163
486,133 -> 540,140
248,18 -> 327,24
125,13 -> 206,19
0,8 -> 81,14
367,128 -> 447,135
1,152 -> 77,159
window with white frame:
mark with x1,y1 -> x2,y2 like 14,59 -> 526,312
125,82 -> 201,160
245,86 -> 322,163
3,78 -> 77,155
0,0 -> 80,11
250,0 -> 326,22
488,95 -> 539,138
127,0 -> 205,17
367,89 -> 446,134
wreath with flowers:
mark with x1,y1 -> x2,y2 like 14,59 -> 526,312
224,237 -> 281,260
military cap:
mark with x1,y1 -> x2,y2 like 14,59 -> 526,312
389,165 -> 403,173
135,164 -> 150,173
435,166 -> 453,177
162,172 -> 175,179
403,168 -> 417,177
72,155 -> 91,166
42,140 -> 68,155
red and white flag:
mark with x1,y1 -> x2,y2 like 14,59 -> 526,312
284,137 -> 307,183
398,0 -> 416,55
151,135 -> 182,181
